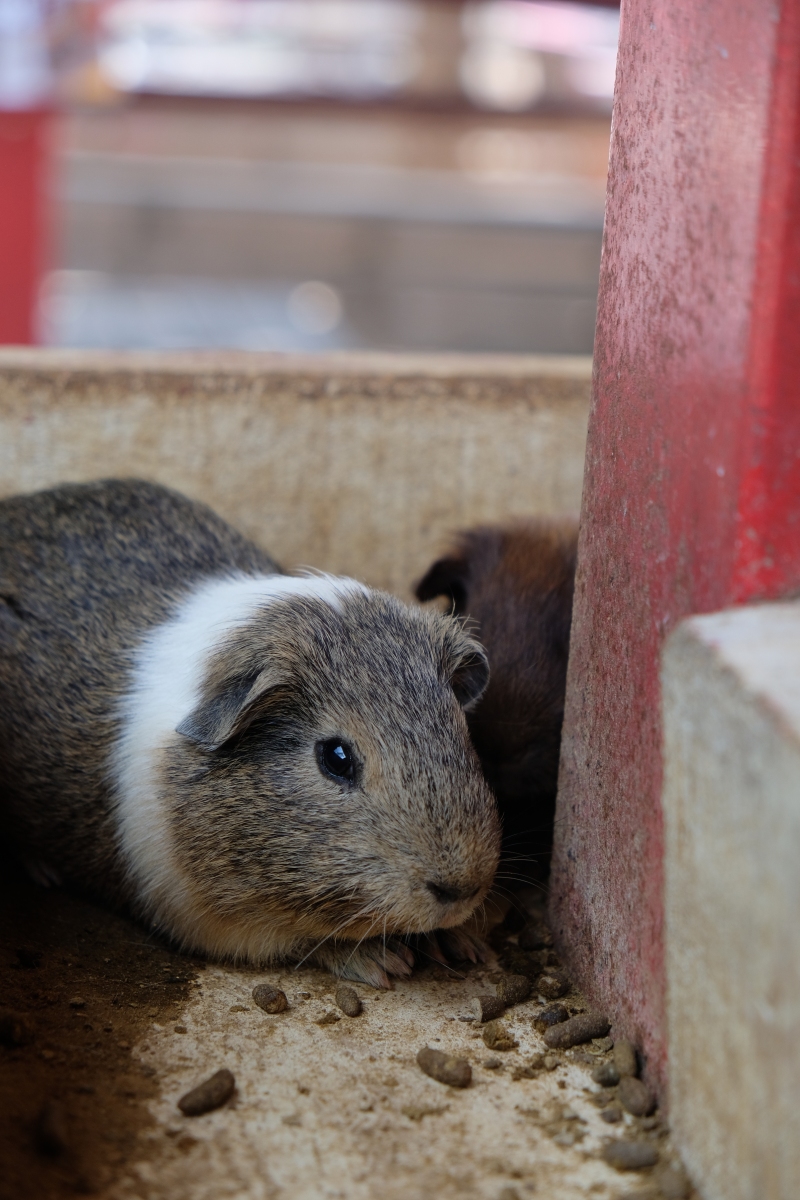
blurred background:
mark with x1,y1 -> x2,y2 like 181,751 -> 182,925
0,0 -> 618,355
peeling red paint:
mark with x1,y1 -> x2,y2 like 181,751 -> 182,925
550,0 -> 800,1099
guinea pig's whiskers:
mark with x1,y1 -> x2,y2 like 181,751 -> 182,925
485,879 -> 551,912
485,882 -> 519,906
493,873 -> 545,888
292,894 -> 386,972
496,840 -> 546,849
497,846 -> 550,860
341,915 -> 383,973
497,865 -> 548,879
514,875 -> 550,898
469,898 -> 490,935
498,840 -> 538,853
292,911 -> 367,971
501,823 -> 560,839
292,932 -> 341,971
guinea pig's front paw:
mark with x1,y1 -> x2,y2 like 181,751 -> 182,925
414,927 -> 492,968
311,938 -> 415,989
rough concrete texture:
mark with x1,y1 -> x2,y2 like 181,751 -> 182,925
0,349 -> 589,598
117,963 -> 663,1200
662,603 -> 800,1200
1,852 -> 691,1200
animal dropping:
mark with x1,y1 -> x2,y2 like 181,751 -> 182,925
482,1020 -> 518,1051
617,1076 -> 656,1117
538,970 -> 571,1000
470,994 -> 506,1023
178,1069 -> 236,1116
496,974 -> 532,1007
602,1140 -> 659,1171
533,1003 -> 569,1034
591,1062 -> 620,1087
0,481 -> 500,988
252,985 -> 288,1014
334,985 -> 362,1017
613,1038 -> 638,1078
543,1011 -> 610,1049
416,1047 -> 472,1088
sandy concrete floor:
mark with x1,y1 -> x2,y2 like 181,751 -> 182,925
119,965 -> 663,1200
0,859 -> 691,1200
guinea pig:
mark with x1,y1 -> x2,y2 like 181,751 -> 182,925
415,519 -> 578,883
0,480 -> 500,987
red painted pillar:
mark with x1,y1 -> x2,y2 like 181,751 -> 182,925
0,109 -> 52,344
550,0 -> 800,1096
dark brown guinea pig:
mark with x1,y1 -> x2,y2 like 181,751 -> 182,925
415,519 -> 578,882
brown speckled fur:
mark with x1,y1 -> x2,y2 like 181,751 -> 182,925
160,593 -> 498,965
0,480 -> 499,983
0,479 -> 277,901
416,519 -> 578,880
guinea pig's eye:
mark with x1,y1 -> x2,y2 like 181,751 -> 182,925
317,738 -> 357,784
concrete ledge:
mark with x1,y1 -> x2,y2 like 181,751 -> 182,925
0,349 -> 590,597
662,603 -> 800,1200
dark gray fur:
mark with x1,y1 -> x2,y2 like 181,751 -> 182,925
0,480 -> 278,901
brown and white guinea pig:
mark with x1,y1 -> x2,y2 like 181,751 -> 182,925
415,519 -> 578,881
0,480 -> 500,987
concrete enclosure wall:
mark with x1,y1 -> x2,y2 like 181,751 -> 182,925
662,604 -> 800,1200
0,349 -> 590,598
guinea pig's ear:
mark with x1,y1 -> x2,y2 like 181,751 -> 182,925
176,665 -> 286,752
441,627 -> 490,712
415,554 -> 469,614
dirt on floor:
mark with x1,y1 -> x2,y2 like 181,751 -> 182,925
0,855 -> 695,1200
0,851 -> 201,1198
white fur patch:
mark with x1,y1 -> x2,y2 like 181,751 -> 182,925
111,571 -> 367,943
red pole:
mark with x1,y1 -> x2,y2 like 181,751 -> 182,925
0,108 -> 51,344
733,3 -> 800,601
550,0 -> 800,1097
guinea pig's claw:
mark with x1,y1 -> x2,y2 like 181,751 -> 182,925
366,940 -> 415,985
395,941 -> 416,969
406,925 -> 490,968
413,931 -> 450,967
435,926 -> 492,965
310,937 -> 415,989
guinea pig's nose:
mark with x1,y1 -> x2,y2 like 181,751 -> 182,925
426,880 -> 479,905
